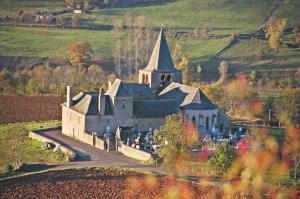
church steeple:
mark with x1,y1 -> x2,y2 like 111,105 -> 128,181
144,29 -> 176,72
138,28 -> 182,90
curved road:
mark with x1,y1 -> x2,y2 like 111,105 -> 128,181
39,129 -> 166,174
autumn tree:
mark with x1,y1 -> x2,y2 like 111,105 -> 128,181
265,18 -> 287,52
65,0 -> 78,8
292,26 -> 300,50
249,70 -> 257,84
68,41 -> 94,68
275,88 -> 300,126
72,14 -> 79,28
57,15 -> 65,28
155,114 -> 199,172
112,20 -> 122,77
0,70 -> 14,94
14,10 -> 24,23
120,13 -> 154,77
284,126 -> 300,186
208,143 -> 236,177
173,43 -> 183,67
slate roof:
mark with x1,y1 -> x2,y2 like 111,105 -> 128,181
143,29 -> 176,73
133,99 -> 178,118
158,82 -> 200,106
105,79 -> 155,98
158,82 -> 217,110
70,92 -> 113,115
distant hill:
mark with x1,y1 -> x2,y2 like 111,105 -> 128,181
0,0 -> 299,82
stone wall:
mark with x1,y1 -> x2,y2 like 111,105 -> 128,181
117,142 -> 152,162
68,130 -> 106,150
29,130 -> 76,161
94,136 -> 105,150
62,106 -> 85,138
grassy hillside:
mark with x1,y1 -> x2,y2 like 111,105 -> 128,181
219,33 -> 300,78
2,0 -> 299,35
0,25 -> 228,61
0,0 -> 299,82
0,0 -> 65,16
100,0 -> 276,34
0,26 -> 114,58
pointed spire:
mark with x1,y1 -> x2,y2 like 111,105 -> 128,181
144,28 -> 175,72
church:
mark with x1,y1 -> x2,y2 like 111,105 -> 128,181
62,29 -> 230,140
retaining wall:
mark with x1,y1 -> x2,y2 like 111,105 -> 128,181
117,142 -> 152,162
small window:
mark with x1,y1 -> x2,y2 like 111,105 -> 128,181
167,74 -> 172,81
122,104 -> 126,109
161,75 -> 166,81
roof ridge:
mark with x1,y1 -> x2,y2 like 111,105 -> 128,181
143,29 -> 175,72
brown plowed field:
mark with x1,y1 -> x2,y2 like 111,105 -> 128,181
0,95 -> 65,124
0,168 -> 213,199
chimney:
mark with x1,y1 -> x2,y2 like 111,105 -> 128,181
108,81 -> 112,89
67,86 -> 72,108
98,88 -> 105,115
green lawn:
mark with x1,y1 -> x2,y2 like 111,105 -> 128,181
0,120 -> 67,173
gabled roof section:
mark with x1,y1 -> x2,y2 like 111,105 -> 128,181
105,79 -> 155,98
71,93 -> 99,115
66,92 -> 113,115
158,82 -> 200,106
143,29 -> 176,72
158,82 -> 217,110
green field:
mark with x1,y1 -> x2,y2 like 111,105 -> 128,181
2,0 -> 299,35
0,25 -> 228,61
0,25 -> 114,58
0,0 -> 65,16
0,120 -> 67,173
0,0 -> 299,80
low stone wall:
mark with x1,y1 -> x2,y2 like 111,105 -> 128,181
80,132 -> 106,150
117,142 -> 152,162
29,130 -> 76,161
95,136 -> 105,150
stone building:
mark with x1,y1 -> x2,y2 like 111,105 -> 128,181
62,29 -> 230,141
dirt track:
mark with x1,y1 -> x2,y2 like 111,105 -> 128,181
0,168 -> 213,199
0,95 -> 64,124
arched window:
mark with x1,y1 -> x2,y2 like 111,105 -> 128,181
192,116 -> 196,126
161,75 -> 166,82
145,75 -> 149,84
142,74 -> 145,84
167,74 -> 172,81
